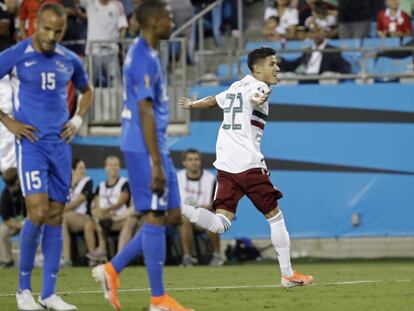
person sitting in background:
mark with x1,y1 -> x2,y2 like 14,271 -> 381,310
262,16 -> 284,41
278,24 -> 351,82
62,159 -> 96,266
377,0 -> 412,38
0,168 -> 26,268
304,0 -> 338,38
264,0 -> 299,40
298,0 -> 337,26
177,149 -> 224,267
90,155 -> 138,260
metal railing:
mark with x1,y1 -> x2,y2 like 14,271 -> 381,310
195,45 -> 414,85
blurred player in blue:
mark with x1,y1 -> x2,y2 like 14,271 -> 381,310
92,1 -> 193,311
0,3 -> 93,311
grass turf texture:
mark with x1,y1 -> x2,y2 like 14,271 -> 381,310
0,260 -> 413,310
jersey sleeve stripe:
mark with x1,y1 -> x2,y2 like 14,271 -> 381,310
251,120 -> 265,130
253,110 -> 268,121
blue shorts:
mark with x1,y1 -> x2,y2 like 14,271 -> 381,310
16,139 -> 71,203
124,152 -> 180,213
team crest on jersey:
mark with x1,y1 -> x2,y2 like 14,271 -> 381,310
56,61 -> 69,73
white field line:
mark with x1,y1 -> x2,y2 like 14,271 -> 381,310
0,279 -> 411,298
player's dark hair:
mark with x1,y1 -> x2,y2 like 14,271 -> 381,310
2,167 -> 18,188
247,47 -> 276,72
182,149 -> 201,161
72,158 -> 83,170
38,2 -> 66,19
135,0 -> 167,27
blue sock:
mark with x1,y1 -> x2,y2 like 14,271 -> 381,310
142,223 -> 166,297
41,225 -> 63,299
111,229 -> 143,273
19,220 -> 41,291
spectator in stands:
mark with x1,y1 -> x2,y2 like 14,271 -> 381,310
189,0 -> 223,63
279,24 -> 351,81
62,0 -> 87,55
62,159 -> 96,267
178,149 -> 224,267
90,156 -> 138,260
0,0 -> 17,50
0,168 -> 26,268
298,0 -> 337,26
79,0 -> 128,87
304,0 -> 338,38
338,0 -> 372,38
19,0 -> 61,40
262,16 -> 284,40
377,0 -> 412,38
168,0 -> 193,60
264,0 -> 299,40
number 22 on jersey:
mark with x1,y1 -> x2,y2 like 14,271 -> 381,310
223,92 -> 243,130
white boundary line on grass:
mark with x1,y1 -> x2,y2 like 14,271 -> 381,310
0,279 -> 411,298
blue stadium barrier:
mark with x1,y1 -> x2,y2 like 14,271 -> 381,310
283,40 -> 311,60
183,83 -> 414,238
368,56 -> 413,75
362,37 -> 400,48
245,41 -> 282,52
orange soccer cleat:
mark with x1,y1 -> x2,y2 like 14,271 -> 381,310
150,294 -> 194,311
281,270 -> 314,288
92,263 -> 121,310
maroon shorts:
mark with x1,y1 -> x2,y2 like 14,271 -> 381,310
212,168 -> 283,216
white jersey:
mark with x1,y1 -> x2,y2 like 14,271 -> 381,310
214,75 -> 270,174
177,169 -> 216,207
97,177 -> 129,216
69,176 -> 92,215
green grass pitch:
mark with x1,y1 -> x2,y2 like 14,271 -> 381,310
1,260 -> 413,310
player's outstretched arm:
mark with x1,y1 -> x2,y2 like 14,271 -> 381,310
0,110 -> 38,142
179,96 -> 218,110
61,84 -> 93,143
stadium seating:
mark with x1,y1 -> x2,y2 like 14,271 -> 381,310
365,56 -> 413,82
328,38 -> 362,74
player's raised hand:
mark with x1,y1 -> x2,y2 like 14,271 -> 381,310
1,116 -> 38,142
251,89 -> 271,106
151,164 -> 166,196
61,121 -> 77,143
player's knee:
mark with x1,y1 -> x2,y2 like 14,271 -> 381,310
27,207 -> 48,225
211,214 -> 232,234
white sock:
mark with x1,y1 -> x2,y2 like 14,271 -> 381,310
268,210 -> 294,277
181,204 -> 231,234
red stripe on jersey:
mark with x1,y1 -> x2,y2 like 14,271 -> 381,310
251,120 -> 264,130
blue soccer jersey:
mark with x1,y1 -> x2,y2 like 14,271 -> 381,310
120,38 -> 169,154
0,38 -> 89,141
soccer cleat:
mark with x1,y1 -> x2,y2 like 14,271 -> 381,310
16,290 -> 43,311
150,294 -> 194,311
281,271 -> 314,288
38,294 -> 77,310
92,263 -> 121,310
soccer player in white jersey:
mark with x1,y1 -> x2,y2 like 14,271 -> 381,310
179,47 -> 313,288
